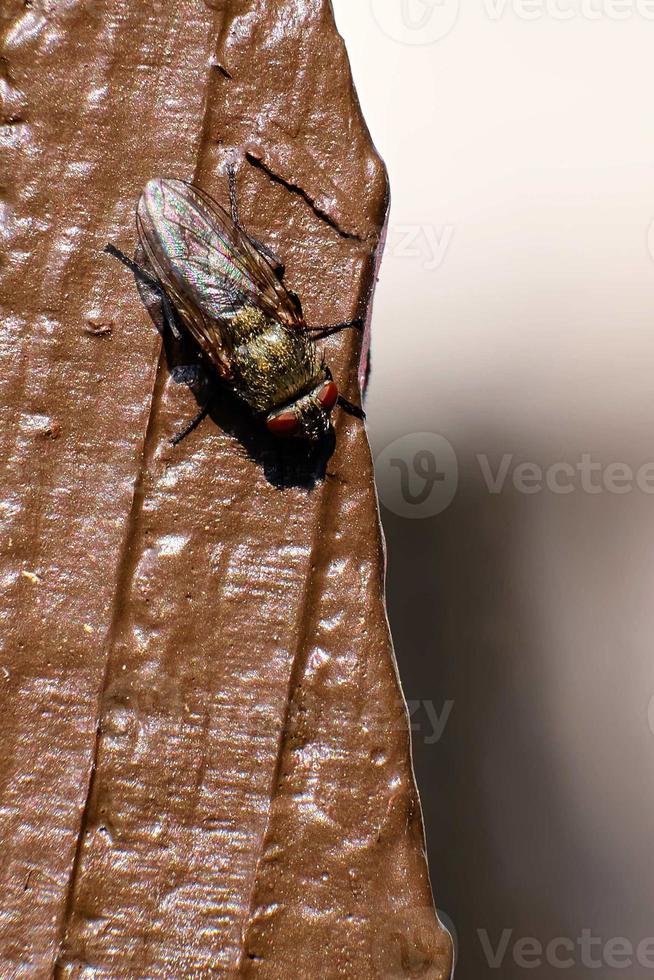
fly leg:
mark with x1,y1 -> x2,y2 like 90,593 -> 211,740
105,243 -> 158,288
104,244 -> 182,339
227,162 -> 241,228
227,164 -> 286,277
170,399 -> 212,446
305,317 -> 364,340
249,236 -> 286,278
106,242 -> 214,444
337,396 -> 366,420
320,362 -> 366,422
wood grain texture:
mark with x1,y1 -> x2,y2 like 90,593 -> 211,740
0,1 -> 453,976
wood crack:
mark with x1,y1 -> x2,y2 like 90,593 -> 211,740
245,152 -> 368,244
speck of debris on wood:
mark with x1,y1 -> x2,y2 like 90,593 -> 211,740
84,317 -> 114,337
39,421 -> 61,440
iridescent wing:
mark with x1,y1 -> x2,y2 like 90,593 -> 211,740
136,178 -> 302,376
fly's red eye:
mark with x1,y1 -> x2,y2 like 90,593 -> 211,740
267,411 -> 300,436
318,380 -> 338,412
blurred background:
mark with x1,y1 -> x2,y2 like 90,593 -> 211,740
332,3 -> 654,978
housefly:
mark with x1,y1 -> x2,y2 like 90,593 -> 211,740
105,173 -> 364,443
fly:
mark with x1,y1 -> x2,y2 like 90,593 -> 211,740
105,169 -> 365,443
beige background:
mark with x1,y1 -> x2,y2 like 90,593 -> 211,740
333,2 -> 654,977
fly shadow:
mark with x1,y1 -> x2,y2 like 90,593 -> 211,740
130,247 -> 337,490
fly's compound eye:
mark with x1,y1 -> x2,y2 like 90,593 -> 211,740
266,410 -> 300,437
317,380 -> 338,412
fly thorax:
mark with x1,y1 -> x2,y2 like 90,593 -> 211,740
228,304 -> 269,342
231,321 -> 322,414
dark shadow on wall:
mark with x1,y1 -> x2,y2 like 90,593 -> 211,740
378,444 -> 635,980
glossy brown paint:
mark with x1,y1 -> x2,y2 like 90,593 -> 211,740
0,0 -> 452,976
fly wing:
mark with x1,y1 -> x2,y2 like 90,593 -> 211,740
185,181 -> 303,327
136,179 -> 302,371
